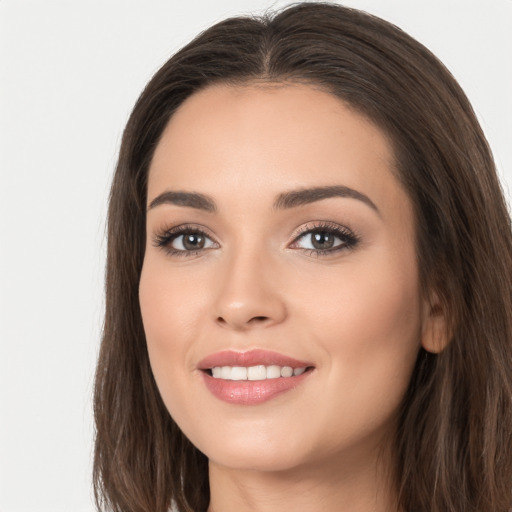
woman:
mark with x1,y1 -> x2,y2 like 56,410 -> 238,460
93,3 -> 512,511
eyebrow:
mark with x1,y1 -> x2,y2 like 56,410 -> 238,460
148,190 -> 216,212
273,185 -> 379,214
147,185 -> 379,215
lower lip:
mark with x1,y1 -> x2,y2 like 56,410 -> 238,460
200,370 -> 312,405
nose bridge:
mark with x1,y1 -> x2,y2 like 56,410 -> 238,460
213,237 -> 286,330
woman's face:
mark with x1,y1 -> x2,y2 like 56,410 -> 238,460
140,83 -> 433,473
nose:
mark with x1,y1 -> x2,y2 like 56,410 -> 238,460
213,246 -> 287,332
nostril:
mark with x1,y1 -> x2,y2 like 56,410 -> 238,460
215,313 -> 275,330
248,316 -> 271,325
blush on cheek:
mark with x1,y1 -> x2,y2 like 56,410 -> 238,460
315,262 -> 422,387
139,261 -> 206,401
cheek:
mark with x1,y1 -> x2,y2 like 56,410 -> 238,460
334,265 -> 421,353
138,256 -> 208,410
297,246 -> 420,364
298,237 -> 421,343
139,256 -> 208,345
301,249 -> 422,424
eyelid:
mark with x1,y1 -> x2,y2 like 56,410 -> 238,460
291,220 -> 350,239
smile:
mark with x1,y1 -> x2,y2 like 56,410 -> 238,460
198,349 -> 315,405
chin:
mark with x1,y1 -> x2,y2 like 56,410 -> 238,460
189,423 -> 314,473
206,444 -> 309,473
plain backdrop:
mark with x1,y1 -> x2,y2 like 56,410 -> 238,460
0,1 -> 510,511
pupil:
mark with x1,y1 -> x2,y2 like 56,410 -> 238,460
312,232 -> 334,249
183,233 -> 204,250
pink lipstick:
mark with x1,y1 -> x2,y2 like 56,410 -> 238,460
198,349 -> 314,405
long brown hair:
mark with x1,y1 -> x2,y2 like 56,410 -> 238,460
93,3 -> 512,511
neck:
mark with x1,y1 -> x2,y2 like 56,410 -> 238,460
207,443 -> 400,512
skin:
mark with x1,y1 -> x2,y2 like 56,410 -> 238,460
139,83 -> 445,512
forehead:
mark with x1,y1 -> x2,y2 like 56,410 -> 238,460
147,83 -> 408,220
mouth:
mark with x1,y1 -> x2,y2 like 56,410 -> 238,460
198,349 -> 315,405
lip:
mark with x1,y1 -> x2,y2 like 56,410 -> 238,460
198,349 -> 312,370
198,349 -> 314,405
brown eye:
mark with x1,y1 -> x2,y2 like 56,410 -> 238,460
310,232 -> 335,250
169,231 -> 217,253
179,233 -> 206,251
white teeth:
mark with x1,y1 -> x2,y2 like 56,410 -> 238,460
210,365 -> 308,381
281,366 -> 293,377
266,365 -> 281,379
247,365 -> 266,381
230,366 -> 247,380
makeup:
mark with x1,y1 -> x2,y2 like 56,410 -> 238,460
141,82 -> 425,477
198,349 -> 314,405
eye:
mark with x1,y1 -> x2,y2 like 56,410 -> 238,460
153,225 -> 218,257
290,222 -> 359,256
171,231 -> 215,251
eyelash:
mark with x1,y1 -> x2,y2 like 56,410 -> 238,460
292,222 -> 360,257
152,221 -> 360,258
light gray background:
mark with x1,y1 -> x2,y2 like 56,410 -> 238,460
1,1 -> 510,511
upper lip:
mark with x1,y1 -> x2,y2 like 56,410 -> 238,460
198,349 -> 313,370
